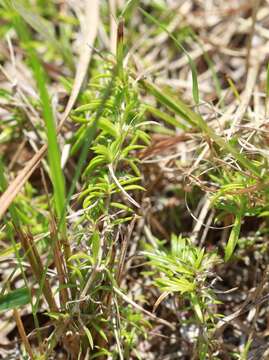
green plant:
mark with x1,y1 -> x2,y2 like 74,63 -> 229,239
208,169 -> 268,260
144,235 -> 220,359
1,1 -> 269,359
65,54 -> 150,357
0,2 -> 150,357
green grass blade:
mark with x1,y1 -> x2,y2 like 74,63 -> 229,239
11,0 -> 73,69
120,0 -> 139,19
189,29 -> 223,104
142,81 -> 197,127
225,214 -> 242,262
139,7 -> 199,105
142,80 -> 261,178
11,13 -> 66,229
227,77 -> 240,100
32,58 -> 66,226
144,104 -> 189,130
0,287 -> 30,312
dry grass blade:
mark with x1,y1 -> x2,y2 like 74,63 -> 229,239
16,228 -> 58,312
228,50 -> 260,138
13,309 -> 35,360
116,217 -> 137,285
108,164 -> 140,208
0,0 -> 99,220
113,286 -> 175,331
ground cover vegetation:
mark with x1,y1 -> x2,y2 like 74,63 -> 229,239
0,0 -> 269,359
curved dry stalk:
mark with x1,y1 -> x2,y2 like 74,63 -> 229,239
0,0 -> 100,220
13,309 -> 35,360
113,286 -> 175,330
108,164 -> 141,208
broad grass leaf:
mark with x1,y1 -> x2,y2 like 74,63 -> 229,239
92,322 -> 108,343
144,104 -> 189,130
10,9 -> 67,228
83,325 -> 94,349
0,287 -> 30,312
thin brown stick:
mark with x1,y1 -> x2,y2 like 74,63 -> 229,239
13,309 -> 35,360
116,217 -> 137,285
51,220 -> 70,308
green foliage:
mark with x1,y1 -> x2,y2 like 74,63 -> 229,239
0,287 -> 30,312
0,158 -> 49,241
72,64 -> 147,226
8,0 -> 67,233
209,169 -> 267,259
225,214 -> 242,262
120,306 -> 150,359
11,0 -> 74,69
145,234 -> 219,304
145,235 -> 220,357
63,57 -> 149,357
1,1 -> 268,359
